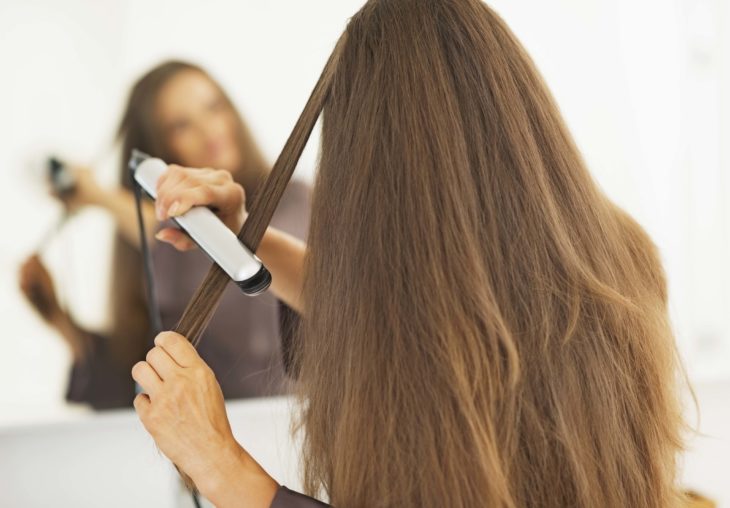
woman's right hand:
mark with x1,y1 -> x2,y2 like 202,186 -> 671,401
18,254 -> 92,359
154,164 -> 307,313
154,165 -> 246,251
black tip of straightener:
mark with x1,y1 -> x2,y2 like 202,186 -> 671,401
236,265 -> 272,296
129,149 -> 151,172
48,156 -> 63,174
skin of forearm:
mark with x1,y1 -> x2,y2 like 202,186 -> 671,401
198,443 -> 279,508
256,226 -> 306,314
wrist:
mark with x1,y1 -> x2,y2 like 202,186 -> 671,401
52,314 -> 91,360
85,185 -> 107,207
197,440 -> 279,508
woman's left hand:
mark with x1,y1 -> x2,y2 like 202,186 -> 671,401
18,254 -> 62,323
132,331 -> 279,508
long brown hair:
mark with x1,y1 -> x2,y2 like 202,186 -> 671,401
177,1 -> 684,506
110,60 -> 268,366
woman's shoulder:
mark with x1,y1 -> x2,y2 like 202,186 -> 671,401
270,486 -> 330,508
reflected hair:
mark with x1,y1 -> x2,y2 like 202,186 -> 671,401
111,60 -> 268,363
177,1 -> 684,507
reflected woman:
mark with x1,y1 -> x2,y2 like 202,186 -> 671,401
19,61 -> 309,408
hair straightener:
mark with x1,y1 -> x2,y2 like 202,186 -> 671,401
128,150 -> 271,296
48,156 -> 77,196
33,157 -> 76,252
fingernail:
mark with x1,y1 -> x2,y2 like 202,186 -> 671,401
154,231 -> 167,241
168,201 -> 181,217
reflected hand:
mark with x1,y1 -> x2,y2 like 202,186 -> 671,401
18,254 -> 62,323
54,166 -> 105,213
154,165 -> 246,251
132,332 -> 278,508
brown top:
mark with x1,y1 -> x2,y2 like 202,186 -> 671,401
66,179 -> 310,407
270,487 -> 330,508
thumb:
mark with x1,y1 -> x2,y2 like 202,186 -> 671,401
155,228 -> 198,251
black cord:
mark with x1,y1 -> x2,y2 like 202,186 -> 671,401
131,177 -> 163,334
131,164 -> 202,508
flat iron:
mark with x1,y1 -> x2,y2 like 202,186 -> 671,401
129,150 -> 271,296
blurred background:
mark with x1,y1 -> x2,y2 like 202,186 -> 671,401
0,0 -> 728,506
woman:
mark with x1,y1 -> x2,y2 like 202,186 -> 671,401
19,61 -> 309,408
131,1 -> 684,507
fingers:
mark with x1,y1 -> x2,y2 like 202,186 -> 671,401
155,165 -> 188,219
155,164 -> 186,192
132,361 -> 163,396
154,331 -> 200,368
130,340 -> 238,489
133,393 -> 151,418
145,346 -> 180,380
158,181 -> 243,221
157,185 -> 218,219
155,228 -> 197,251
155,165 -> 245,229
155,165 -> 217,217
133,333 -> 201,397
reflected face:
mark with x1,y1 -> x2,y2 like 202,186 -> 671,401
155,70 -> 241,172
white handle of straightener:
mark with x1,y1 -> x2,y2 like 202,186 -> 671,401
133,157 -> 271,296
